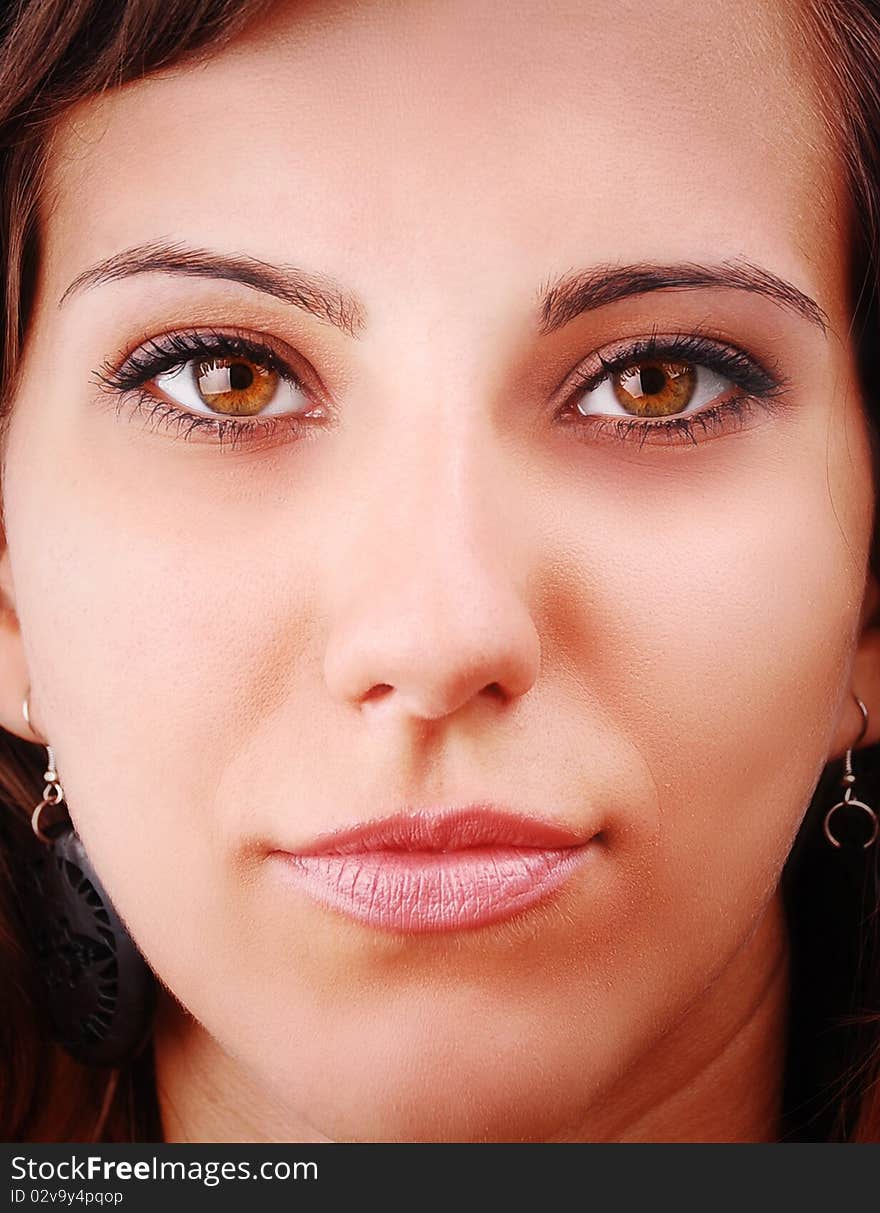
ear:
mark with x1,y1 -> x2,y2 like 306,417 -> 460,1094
827,565 -> 880,761
0,538 -> 43,745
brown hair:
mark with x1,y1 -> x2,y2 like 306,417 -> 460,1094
2,0 -> 880,1142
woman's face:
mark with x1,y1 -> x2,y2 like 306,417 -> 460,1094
2,0 -> 877,1141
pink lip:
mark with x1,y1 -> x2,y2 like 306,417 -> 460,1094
270,805 -> 598,933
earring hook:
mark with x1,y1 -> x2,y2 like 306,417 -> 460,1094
21,685 -> 65,843
843,694 -> 870,787
852,693 -> 869,749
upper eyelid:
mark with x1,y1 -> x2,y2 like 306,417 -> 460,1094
97,323 -> 786,411
94,327 -> 311,395
118,327 -> 292,368
155,336 -> 296,381
557,331 -> 785,396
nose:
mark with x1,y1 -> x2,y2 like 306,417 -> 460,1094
322,431 -> 541,725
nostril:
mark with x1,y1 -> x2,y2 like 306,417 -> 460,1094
363,684 -> 393,704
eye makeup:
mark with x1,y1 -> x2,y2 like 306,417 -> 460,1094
93,327 -> 327,452
555,328 -> 791,449
92,321 -> 792,454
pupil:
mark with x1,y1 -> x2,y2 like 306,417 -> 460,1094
229,361 -> 254,391
640,366 -> 666,395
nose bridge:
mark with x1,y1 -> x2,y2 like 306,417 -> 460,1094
322,382 -> 541,720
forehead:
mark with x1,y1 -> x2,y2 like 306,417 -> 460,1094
40,0 -> 844,329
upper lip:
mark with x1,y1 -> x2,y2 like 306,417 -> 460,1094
281,804 -> 592,856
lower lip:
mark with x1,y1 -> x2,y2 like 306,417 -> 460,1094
273,843 -> 594,933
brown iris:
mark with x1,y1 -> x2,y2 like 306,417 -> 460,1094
612,359 -> 696,417
194,357 -> 278,416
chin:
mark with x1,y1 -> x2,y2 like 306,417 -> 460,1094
249,1028 -> 605,1143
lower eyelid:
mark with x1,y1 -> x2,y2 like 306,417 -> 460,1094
120,391 -> 320,451
557,392 -> 784,449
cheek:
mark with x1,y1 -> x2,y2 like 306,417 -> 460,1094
577,409 -> 871,924
1,405 -> 334,992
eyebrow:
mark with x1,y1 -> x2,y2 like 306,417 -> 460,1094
536,258 -> 829,335
57,239 -> 367,337
58,240 -> 829,338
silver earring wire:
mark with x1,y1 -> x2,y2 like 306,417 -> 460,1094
21,688 -> 66,844
823,693 -> 878,849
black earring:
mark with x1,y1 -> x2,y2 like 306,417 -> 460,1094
15,689 -> 156,1067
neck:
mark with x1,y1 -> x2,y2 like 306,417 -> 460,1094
153,892 -> 791,1143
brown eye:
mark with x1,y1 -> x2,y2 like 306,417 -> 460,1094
193,357 -> 279,416
576,356 -> 733,422
151,350 -> 312,420
612,359 -> 696,418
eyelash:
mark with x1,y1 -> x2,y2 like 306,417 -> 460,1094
94,328 -> 319,453
94,326 -> 789,453
558,329 -> 789,449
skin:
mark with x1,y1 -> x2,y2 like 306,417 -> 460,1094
0,0 -> 879,1142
